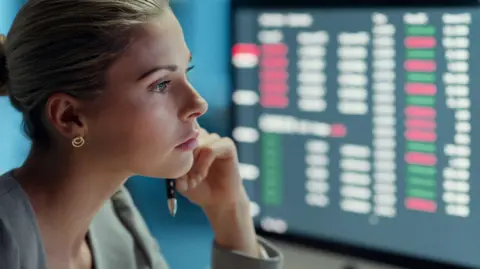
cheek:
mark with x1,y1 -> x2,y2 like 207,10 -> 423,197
88,96 -> 178,169
122,106 -> 194,178
120,104 -> 195,178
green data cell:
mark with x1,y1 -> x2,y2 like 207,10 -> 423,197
407,73 -> 436,83
406,26 -> 436,36
261,132 -> 283,206
407,177 -> 436,187
407,142 -> 436,153
407,164 -> 437,175
406,96 -> 436,106
406,188 -> 436,200
406,49 -> 435,59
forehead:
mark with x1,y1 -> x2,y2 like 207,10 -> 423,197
108,12 -> 189,81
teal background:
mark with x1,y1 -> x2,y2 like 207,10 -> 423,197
0,0 -> 31,176
0,1 -> 232,268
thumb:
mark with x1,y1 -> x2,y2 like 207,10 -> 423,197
175,147 -> 215,193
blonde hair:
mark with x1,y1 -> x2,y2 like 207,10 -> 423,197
0,0 -> 169,146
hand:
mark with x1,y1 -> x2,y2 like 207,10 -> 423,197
176,128 -> 248,210
175,128 -> 260,257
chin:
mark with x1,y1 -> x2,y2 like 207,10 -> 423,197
157,151 -> 195,179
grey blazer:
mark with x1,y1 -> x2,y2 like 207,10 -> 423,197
0,171 -> 283,269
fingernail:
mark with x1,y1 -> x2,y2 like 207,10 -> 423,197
190,178 -> 198,189
177,180 -> 188,192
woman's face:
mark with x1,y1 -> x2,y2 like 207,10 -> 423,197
82,10 -> 207,179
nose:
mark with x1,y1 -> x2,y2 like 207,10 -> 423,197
179,85 -> 208,121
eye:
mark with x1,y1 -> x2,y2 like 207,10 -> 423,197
151,80 -> 172,93
149,66 -> 194,93
185,65 -> 195,79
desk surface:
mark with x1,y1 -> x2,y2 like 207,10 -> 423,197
272,239 -> 403,269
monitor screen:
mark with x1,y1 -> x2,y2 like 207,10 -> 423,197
231,5 -> 479,269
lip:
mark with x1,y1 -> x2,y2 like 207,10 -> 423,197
175,130 -> 200,149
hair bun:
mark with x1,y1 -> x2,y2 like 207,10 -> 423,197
0,34 -> 9,96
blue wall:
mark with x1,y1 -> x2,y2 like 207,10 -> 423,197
0,1 -> 232,268
0,0 -> 30,175
174,0 -> 232,136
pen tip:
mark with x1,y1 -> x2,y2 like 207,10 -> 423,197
168,199 -> 177,217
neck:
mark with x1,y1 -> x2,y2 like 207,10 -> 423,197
14,146 -> 131,259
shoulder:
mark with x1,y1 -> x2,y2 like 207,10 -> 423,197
0,171 -> 35,226
0,171 -> 46,268
0,171 -> 36,234
0,217 -> 19,267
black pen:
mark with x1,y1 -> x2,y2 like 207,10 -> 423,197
166,179 -> 177,216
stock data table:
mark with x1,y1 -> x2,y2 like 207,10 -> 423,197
231,8 -> 480,268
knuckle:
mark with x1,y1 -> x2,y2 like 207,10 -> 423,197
223,137 -> 237,149
222,136 -> 233,144
202,146 -> 214,155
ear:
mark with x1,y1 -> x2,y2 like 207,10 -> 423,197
45,93 -> 88,140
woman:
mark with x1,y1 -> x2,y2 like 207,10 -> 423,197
0,0 -> 282,268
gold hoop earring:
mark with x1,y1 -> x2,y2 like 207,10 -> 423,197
72,136 -> 85,148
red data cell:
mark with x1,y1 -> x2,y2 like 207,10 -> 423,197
261,43 -> 288,55
404,37 -> 437,48
405,198 -> 437,213
260,95 -> 289,108
405,152 -> 437,166
330,124 -> 347,138
232,43 -> 259,57
259,70 -> 289,81
260,58 -> 289,68
405,83 -> 437,95
404,60 -> 437,72
259,83 -> 289,94
404,106 -> 436,118
404,130 -> 437,142
405,119 -> 437,130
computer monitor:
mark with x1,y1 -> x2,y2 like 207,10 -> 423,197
230,1 -> 479,268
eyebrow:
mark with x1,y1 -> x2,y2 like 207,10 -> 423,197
137,53 -> 193,81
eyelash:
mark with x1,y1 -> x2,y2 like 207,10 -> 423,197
151,65 -> 195,93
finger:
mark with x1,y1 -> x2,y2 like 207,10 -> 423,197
199,128 -> 208,135
176,173 -> 201,193
197,128 -> 209,142
198,132 -> 220,146
189,138 -> 236,181
205,137 -> 237,160
193,134 -> 215,163
191,147 -> 216,180
176,148 -> 204,192
176,176 -> 189,193
179,136 -> 236,193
